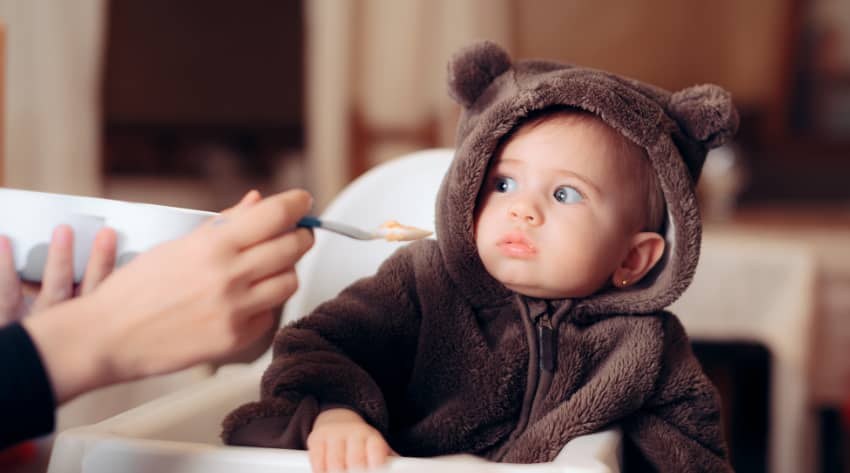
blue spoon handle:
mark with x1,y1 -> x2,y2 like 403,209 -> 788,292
296,216 -> 322,229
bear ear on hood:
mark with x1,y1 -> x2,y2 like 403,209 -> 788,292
669,84 -> 740,149
447,40 -> 512,109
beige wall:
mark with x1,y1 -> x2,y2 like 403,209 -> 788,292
0,0 -> 105,196
306,0 -> 513,209
514,0 -> 792,108
308,0 -> 796,207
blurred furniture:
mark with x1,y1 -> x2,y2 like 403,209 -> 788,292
711,209 -> 850,472
737,0 -> 850,204
47,149 -> 622,473
671,231 -> 818,473
844,396 -> 850,430
1,20 -> 5,185
709,208 -> 850,407
691,341 -> 770,472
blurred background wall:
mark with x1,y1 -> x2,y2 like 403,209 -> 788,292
0,0 -> 104,195
1,1 -> 850,472
3,0 -> 848,209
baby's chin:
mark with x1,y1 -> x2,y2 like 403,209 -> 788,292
503,282 -> 587,300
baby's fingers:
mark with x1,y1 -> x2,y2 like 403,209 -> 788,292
308,435 -> 330,473
345,436 -> 368,471
326,437 -> 346,473
366,435 -> 390,470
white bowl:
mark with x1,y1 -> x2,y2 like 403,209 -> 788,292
0,188 -> 216,282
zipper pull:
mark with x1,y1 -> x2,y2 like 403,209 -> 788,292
538,315 -> 556,372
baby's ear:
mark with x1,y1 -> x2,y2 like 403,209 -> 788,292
447,40 -> 512,108
668,84 -> 740,149
612,232 -> 666,290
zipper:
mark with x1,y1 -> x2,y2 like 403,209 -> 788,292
536,313 -> 556,373
492,299 -> 563,461
528,311 -> 557,423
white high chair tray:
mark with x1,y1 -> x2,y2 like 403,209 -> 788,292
47,364 -> 613,473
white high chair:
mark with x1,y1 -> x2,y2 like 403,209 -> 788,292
47,149 -> 622,473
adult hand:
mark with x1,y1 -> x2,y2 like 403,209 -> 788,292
0,226 -> 116,325
209,190 -> 283,366
22,189 -> 315,403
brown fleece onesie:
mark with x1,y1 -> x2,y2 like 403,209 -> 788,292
222,41 -> 739,472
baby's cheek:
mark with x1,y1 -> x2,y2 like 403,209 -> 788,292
472,207 -> 493,243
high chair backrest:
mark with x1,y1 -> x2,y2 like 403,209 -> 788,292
280,148 -> 454,325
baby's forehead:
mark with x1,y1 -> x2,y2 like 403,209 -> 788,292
523,111 -> 628,144
509,111 -> 647,167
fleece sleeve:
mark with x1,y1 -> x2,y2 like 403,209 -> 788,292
0,322 -> 56,450
222,247 -> 421,446
622,315 -> 734,473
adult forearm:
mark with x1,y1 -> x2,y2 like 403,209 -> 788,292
21,296 -> 110,404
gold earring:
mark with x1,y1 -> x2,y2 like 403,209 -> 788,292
620,279 -> 629,287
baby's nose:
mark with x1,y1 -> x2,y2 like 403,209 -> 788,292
509,202 -> 542,225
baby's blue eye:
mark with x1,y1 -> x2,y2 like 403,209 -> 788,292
554,186 -> 583,203
494,176 -> 517,193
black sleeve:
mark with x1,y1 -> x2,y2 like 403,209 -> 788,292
0,322 -> 56,450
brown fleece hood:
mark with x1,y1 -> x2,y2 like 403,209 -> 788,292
436,41 -> 738,320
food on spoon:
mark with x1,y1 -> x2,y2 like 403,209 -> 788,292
378,220 -> 433,241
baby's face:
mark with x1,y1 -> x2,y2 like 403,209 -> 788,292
474,115 -> 646,299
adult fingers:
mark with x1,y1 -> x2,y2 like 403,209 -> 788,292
31,226 -> 74,313
213,308 -> 279,365
216,189 -> 313,250
233,227 -> 313,283
219,189 -> 262,216
232,310 -> 276,353
238,270 -> 299,317
0,236 -> 23,322
201,190 -> 262,232
79,228 -> 118,295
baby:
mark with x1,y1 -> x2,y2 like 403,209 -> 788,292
223,41 -> 739,473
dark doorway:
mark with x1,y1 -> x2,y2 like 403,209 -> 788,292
101,0 -> 304,207
692,341 -> 770,473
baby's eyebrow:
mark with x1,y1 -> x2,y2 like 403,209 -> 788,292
552,169 -> 601,196
493,158 -> 520,168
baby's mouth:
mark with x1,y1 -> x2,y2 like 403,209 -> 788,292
498,232 -> 537,257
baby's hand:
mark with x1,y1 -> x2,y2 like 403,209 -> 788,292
307,408 -> 392,473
